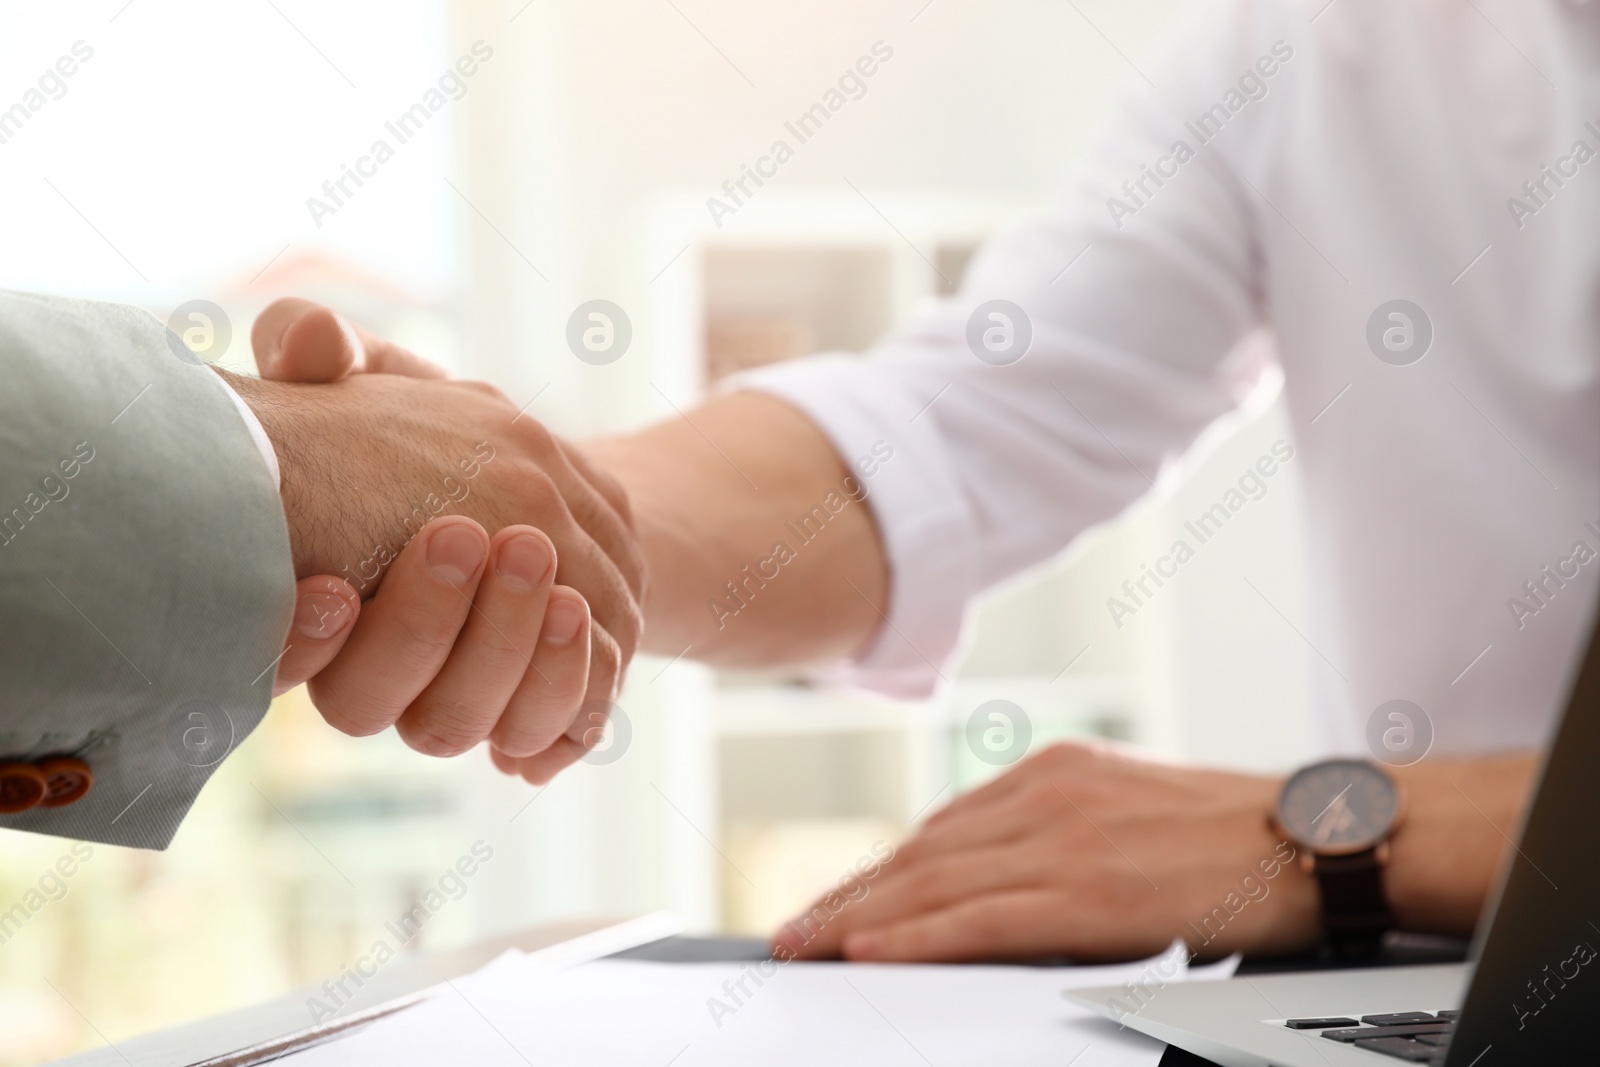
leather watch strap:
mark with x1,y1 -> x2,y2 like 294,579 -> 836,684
1313,847 -> 1393,957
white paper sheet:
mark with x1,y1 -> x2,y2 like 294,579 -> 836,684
288,942 -> 1237,1067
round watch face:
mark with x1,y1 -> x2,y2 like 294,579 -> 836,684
1276,759 -> 1401,855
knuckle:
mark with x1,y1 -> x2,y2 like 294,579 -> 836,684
307,676 -> 390,738
965,904 -> 1007,941
894,835 -> 931,865
511,417 -> 557,455
456,379 -> 513,405
593,620 -> 621,659
391,603 -> 460,658
625,541 -> 649,600
591,586 -> 642,659
476,624 -> 530,658
570,697 -> 611,748
1022,782 -> 1062,812
603,475 -> 635,528
618,594 -> 645,650
516,471 -> 569,524
501,689 -> 580,755
491,725 -> 543,759
1042,739 -> 1090,768
508,689 -> 583,755
397,704 -> 483,757
591,627 -> 622,681
273,659 -> 315,695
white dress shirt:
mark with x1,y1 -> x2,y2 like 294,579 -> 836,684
738,0 -> 1600,757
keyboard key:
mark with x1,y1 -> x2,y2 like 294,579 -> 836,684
1352,1036 -> 1440,1061
1322,1023 -> 1452,1042
1361,1012 -> 1440,1026
1433,1010 -> 1459,1021
1284,1017 -> 1358,1030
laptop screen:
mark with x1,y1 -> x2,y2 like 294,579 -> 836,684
1446,609 -> 1600,1064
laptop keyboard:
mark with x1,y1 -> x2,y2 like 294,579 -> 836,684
1284,1011 -> 1459,1062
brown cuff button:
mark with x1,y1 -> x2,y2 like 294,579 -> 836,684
0,762 -> 47,813
38,758 -> 93,808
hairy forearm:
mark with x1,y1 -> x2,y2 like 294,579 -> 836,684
586,391 -> 889,668
219,369 -> 321,575
1387,751 -> 1538,935
222,369 -> 388,581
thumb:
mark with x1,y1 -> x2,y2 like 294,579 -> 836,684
253,298 -> 363,383
252,297 -> 451,382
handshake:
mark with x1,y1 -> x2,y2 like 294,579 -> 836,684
229,298 -> 646,786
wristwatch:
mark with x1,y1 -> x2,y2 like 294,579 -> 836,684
1272,758 -> 1405,958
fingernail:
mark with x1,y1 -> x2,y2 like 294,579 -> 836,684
334,314 -> 366,363
542,598 -> 586,647
495,533 -> 552,592
294,592 -> 352,640
844,930 -> 885,959
427,524 -> 486,586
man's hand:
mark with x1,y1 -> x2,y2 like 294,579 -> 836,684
774,740 -> 1320,963
275,514 -> 596,768
772,741 -> 1536,964
228,299 -> 645,782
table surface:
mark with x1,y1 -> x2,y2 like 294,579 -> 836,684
49,917 -> 623,1067
49,927 -> 1470,1067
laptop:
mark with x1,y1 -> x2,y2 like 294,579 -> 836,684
1066,613 -> 1600,1065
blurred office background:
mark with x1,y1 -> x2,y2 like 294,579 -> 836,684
0,1 -> 1317,1061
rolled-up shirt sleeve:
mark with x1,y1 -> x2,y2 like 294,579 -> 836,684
727,353 -> 987,699
733,0 -> 1288,697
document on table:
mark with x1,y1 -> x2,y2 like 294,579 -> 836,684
287,942 -> 1238,1067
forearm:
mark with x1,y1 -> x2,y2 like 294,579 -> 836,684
585,391 -> 888,668
218,370 -> 310,569
1386,751 -> 1538,935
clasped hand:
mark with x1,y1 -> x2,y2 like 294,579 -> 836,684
229,299 -> 642,786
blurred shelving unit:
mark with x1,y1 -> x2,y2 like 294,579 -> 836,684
640,188 -> 1013,398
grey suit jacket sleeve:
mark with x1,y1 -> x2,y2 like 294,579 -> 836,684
0,290 -> 295,849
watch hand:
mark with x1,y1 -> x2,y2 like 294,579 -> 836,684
1310,783 -> 1354,845
1310,782 -> 1353,827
